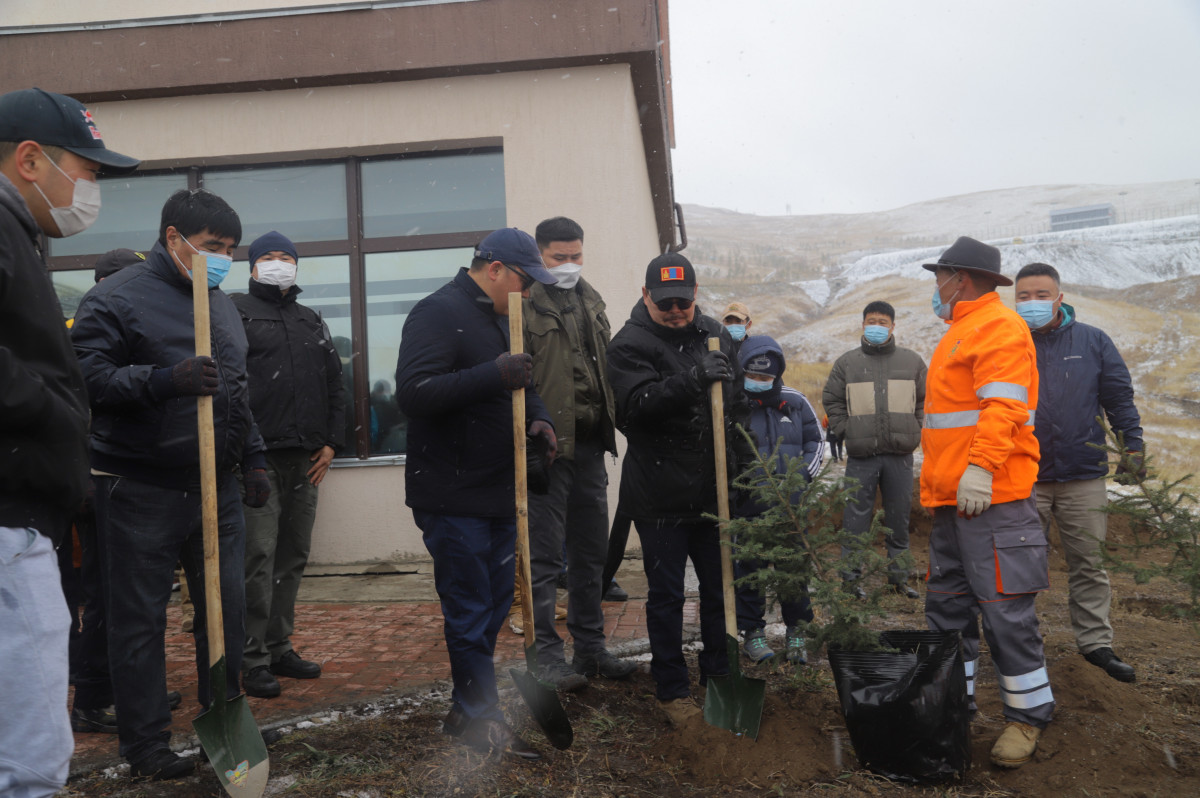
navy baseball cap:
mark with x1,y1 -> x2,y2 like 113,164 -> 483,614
474,228 -> 557,285
0,88 -> 140,174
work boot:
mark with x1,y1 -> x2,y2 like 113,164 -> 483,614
167,690 -> 182,711
892,582 -> 920,599
129,749 -> 194,781
741,628 -> 775,663
442,704 -> 469,737
603,580 -> 629,602
1083,647 -> 1136,683
841,581 -> 867,600
657,697 -> 701,727
540,659 -> 589,692
243,665 -> 281,698
461,718 -> 541,761
270,650 -> 322,679
989,721 -> 1041,768
508,610 -> 524,636
71,706 -> 118,734
785,626 -> 808,665
573,649 -> 637,680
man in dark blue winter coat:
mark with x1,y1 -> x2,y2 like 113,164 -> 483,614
1015,262 -> 1142,683
395,228 -> 557,761
733,336 -> 823,666
71,188 -> 270,781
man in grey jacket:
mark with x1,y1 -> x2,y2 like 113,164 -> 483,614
823,300 -> 926,598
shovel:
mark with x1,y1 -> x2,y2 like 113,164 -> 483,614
190,254 -> 270,796
506,291 -> 574,750
701,337 -> 766,739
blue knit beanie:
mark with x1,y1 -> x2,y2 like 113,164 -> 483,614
248,231 -> 298,269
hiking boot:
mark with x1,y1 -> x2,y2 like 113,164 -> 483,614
892,582 -> 920,599
658,697 -> 701,727
461,718 -> 541,761
442,704 -> 468,737
540,659 -> 589,692
741,628 -> 775,663
270,650 -> 322,679
508,611 -> 524,635
573,650 -> 637,680
990,721 -> 1041,768
1083,647 -> 1136,683
71,706 -> 118,734
603,581 -> 629,602
785,626 -> 808,665
129,749 -> 194,781
243,665 -> 281,698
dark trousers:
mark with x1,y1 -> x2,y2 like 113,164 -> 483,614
70,487 -> 112,711
841,453 -> 914,584
635,519 -> 727,701
415,511 -> 515,723
734,555 -> 813,632
94,472 -> 246,764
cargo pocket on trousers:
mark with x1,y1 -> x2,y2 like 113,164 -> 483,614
993,526 -> 1049,595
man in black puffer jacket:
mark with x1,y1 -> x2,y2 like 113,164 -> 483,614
71,188 -> 268,782
606,252 -> 751,727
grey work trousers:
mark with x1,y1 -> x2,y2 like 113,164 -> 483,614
841,453 -> 914,584
1035,478 -> 1113,654
242,448 -> 319,671
528,436 -> 610,665
925,497 -> 1055,728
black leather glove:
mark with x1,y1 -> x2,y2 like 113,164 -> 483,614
172,356 -> 219,396
1114,450 -> 1148,485
691,350 -> 732,386
495,353 -> 533,390
242,468 -> 271,508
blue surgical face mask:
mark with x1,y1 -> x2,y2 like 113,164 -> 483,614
726,324 -> 747,341
863,325 -> 891,345
744,376 -> 774,393
175,236 -> 233,289
932,271 -> 961,320
1016,300 -> 1056,330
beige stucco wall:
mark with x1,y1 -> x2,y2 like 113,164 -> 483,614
4,0 -> 469,28
87,65 -> 657,564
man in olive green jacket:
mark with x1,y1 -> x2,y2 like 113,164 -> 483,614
822,300 -> 927,597
522,217 -> 633,691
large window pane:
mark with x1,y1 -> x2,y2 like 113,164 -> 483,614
203,164 -> 347,244
361,152 -> 505,238
49,173 -> 187,256
52,270 -> 97,322
364,248 -> 469,455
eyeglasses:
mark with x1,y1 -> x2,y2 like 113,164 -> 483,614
655,297 -> 694,312
502,263 -> 536,291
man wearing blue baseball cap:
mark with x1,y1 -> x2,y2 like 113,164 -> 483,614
1,87 -> 138,797
395,228 -> 557,760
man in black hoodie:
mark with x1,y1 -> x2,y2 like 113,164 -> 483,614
0,87 -> 138,797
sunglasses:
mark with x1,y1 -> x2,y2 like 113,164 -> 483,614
502,262 -> 536,291
654,297 -> 694,312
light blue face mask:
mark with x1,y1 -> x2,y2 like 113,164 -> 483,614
932,271 -> 960,320
1016,300 -> 1056,330
177,237 -> 234,289
744,376 -> 774,393
863,325 -> 891,345
726,324 -> 747,341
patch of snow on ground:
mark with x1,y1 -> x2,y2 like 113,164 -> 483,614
796,279 -> 831,305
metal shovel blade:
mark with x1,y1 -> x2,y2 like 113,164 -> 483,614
702,634 -> 766,739
193,657 -> 269,797
509,645 -> 574,750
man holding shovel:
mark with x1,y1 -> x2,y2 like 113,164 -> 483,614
395,228 -> 557,761
71,189 -> 270,781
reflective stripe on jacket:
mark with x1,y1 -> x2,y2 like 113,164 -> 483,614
920,292 -> 1040,507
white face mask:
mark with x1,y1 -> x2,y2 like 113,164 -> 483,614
33,154 -> 101,237
547,262 -> 583,291
255,259 -> 298,290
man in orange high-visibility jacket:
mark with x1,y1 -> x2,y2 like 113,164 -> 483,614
920,236 -> 1053,770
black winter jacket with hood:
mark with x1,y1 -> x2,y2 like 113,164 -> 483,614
0,174 -> 90,544
71,240 -> 265,490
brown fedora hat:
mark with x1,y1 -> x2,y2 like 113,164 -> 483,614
922,236 -> 1012,287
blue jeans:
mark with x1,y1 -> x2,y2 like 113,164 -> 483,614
635,519 -> 727,701
94,473 -> 246,764
0,527 -> 73,797
415,511 -> 515,723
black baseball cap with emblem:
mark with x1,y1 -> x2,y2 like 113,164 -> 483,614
645,252 -> 697,302
0,88 -> 140,175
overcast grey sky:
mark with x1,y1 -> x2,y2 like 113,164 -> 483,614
669,0 -> 1200,216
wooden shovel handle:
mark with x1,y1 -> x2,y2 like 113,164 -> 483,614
192,254 -> 225,667
707,337 -> 738,638
509,292 -> 537,650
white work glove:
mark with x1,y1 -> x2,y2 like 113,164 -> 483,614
956,464 -> 993,519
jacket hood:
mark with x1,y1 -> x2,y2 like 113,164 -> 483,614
0,173 -> 38,242
739,334 -> 786,371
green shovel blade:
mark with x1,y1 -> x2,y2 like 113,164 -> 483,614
193,656 -> 270,797
702,634 -> 766,739
510,643 -> 574,750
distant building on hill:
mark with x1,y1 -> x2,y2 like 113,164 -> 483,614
1050,203 -> 1116,232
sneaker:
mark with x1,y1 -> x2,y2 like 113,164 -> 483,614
990,721 -> 1041,768
243,665 -> 281,698
658,696 -> 701,727
129,749 -> 194,781
71,706 -> 118,734
1083,647 -> 1136,683
540,659 -> 589,692
741,628 -> 775,663
603,581 -> 630,602
572,650 -> 636,680
785,626 -> 807,665
270,650 -> 322,679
